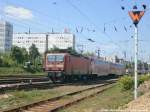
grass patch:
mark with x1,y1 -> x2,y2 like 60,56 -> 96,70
0,67 -> 25,74
0,85 -> 89,111
0,67 -> 46,76
0,89 -> 60,110
59,84 -> 133,112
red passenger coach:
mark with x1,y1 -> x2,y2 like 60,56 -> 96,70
44,52 -> 91,82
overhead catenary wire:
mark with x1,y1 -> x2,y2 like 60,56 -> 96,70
5,0 -> 131,36
3,0 -> 138,57
2,0 -> 102,54
65,0 -> 130,51
2,0 -> 69,33
15,0 -> 118,53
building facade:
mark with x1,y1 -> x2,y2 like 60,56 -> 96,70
13,33 -> 75,54
0,21 -> 13,53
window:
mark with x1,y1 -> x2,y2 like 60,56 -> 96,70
56,55 -> 64,61
47,55 -> 64,62
47,55 -> 55,62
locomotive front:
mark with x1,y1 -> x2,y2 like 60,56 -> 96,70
44,53 -> 66,82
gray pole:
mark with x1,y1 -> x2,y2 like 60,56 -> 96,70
45,34 -> 48,53
134,24 -> 138,99
97,48 -> 100,58
128,10 -> 145,99
81,45 -> 84,54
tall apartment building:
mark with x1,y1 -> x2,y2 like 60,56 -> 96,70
13,33 -> 75,54
0,21 -> 13,53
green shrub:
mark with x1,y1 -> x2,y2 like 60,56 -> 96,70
23,65 -> 36,73
118,75 -> 134,91
138,75 -> 150,85
0,67 -> 25,74
0,54 -> 16,67
118,75 -> 150,91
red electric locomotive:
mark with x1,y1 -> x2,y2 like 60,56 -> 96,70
43,52 -> 92,82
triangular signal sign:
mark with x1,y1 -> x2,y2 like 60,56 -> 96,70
129,11 -> 145,25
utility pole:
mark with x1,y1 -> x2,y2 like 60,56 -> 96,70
129,10 -> 145,99
97,48 -> 101,58
149,55 -> 150,75
45,34 -> 49,53
123,51 -> 126,61
134,23 -> 138,99
29,27 -> 31,34
123,51 -> 127,68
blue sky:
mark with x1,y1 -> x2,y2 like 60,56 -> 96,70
0,0 -> 150,61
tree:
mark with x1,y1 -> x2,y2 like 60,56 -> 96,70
0,54 -> 3,66
22,48 -> 29,62
66,47 -> 78,55
0,53 -> 16,67
47,47 -> 78,55
29,44 -> 40,65
125,62 -> 132,69
83,51 -> 95,57
48,46 -> 61,53
11,46 -> 28,64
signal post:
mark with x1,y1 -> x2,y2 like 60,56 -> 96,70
129,11 -> 145,99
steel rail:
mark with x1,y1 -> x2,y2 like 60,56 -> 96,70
0,77 -> 49,85
0,81 -> 68,93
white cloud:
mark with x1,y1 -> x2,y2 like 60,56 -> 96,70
4,5 -> 33,20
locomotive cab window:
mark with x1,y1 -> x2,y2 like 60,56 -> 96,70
47,54 -> 64,62
47,55 -> 55,62
56,55 -> 64,62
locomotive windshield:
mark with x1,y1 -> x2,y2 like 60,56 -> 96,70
47,55 -> 64,62
55,55 -> 64,61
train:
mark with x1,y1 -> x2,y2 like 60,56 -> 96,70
43,52 -> 125,82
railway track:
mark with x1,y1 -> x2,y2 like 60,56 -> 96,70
0,77 -> 53,92
0,76 -> 118,92
0,77 -> 49,85
0,75 -> 45,78
0,81 -> 68,93
2,79 -> 117,112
